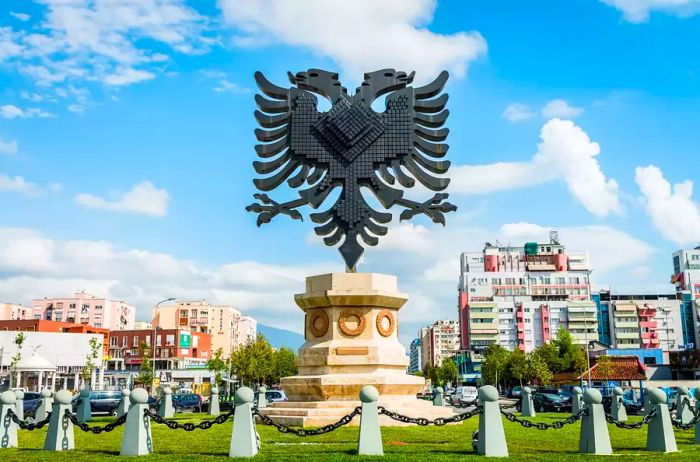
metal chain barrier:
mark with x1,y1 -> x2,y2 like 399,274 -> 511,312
65,409 -> 127,434
671,406 -> 700,430
378,406 -> 481,426
500,408 -> 587,430
144,407 -> 235,431
6,409 -> 52,430
499,402 -> 519,410
253,407 -> 361,435
604,408 -> 656,429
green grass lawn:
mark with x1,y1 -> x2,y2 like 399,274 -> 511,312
3,412 -> 699,461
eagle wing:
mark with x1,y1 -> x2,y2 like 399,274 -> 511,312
253,72 -> 329,192
370,71 -> 451,192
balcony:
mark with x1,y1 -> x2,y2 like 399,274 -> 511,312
615,332 -> 641,339
615,321 -> 639,328
639,321 -> 657,329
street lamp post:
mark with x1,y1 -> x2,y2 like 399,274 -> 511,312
152,298 -> 175,395
584,309 -> 592,387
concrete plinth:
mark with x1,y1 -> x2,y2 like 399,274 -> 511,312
263,273 -> 451,427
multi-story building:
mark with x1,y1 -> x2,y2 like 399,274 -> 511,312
31,292 -> 135,331
408,338 -> 422,374
417,320 -> 460,369
458,236 -> 598,359
152,300 -> 256,357
0,319 -> 110,355
593,291 -> 684,351
0,303 -> 32,321
106,328 -> 211,371
670,247 -> 700,349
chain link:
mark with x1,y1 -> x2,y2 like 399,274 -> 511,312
253,407 -> 361,435
499,402 -> 519,410
6,409 -> 52,430
605,408 -> 656,429
671,406 -> 700,430
378,406 -> 481,426
500,408 -> 587,430
144,407 -> 235,431
65,409 -> 127,433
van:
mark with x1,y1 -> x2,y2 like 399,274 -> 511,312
452,386 -> 478,406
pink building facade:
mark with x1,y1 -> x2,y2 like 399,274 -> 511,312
32,292 -> 135,331
0,303 -> 32,321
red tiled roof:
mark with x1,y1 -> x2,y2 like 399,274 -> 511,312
552,356 -> 647,383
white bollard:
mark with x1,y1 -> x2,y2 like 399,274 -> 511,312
230,387 -> 258,458
0,391 -> 18,448
120,388 -> 153,456
44,390 -> 74,451
117,389 -> 131,418
13,390 -> 24,422
357,386 -> 383,456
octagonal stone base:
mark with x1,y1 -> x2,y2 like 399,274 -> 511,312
260,272 -> 455,427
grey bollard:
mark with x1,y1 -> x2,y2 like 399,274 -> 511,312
44,390 -> 74,451
158,387 -> 174,418
357,385 -> 383,456
119,388 -> 152,456
647,388 -> 677,453
230,387 -> 258,458
257,385 -> 268,410
643,386 -> 652,415
13,390 -> 24,422
572,386 -> 583,415
77,388 -> 91,423
675,386 -> 693,425
521,386 -> 535,417
694,388 -> 700,444
209,386 -> 220,416
35,389 -> 53,422
477,385 -> 508,457
579,388 -> 612,455
0,391 -> 18,448
611,387 -> 627,422
117,389 -> 130,418
432,387 -> 445,407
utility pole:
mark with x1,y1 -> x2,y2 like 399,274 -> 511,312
584,310 -> 592,387
152,298 -> 175,395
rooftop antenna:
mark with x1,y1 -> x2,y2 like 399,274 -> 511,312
549,230 -> 559,245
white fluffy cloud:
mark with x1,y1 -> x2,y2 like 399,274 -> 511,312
10,12 -> 31,22
601,0 -> 700,22
635,165 -> 700,244
218,0 -> 487,81
0,138 -> 18,155
541,99 -> 583,119
0,104 -> 54,119
75,181 -> 170,217
502,103 -> 535,122
0,174 -> 44,196
450,118 -> 620,216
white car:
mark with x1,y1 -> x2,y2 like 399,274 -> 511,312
453,386 -> 478,406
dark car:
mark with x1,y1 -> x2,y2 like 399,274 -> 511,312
150,393 -> 203,413
602,396 -> 643,415
71,390 -> 122,416
531,393 -> 572,412
506,386 -> 523,399
22,392 -> 42,418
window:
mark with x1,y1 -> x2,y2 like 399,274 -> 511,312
110,337 -> 117,347
145,335 -> 151,346
122,336 -> 128,347
55,314 -> 62,322
133,336 -> 139,347
95,305 -> 103,310
166,334 -> 175,346
69,303 -> 76,309
94,323 -> 101,327
56,302 -> 63,309
156,335 -> 162,346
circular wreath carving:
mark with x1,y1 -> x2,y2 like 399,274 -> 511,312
308,310 -> 330,337
338,309 -> 366,337
376,309 -> 395,337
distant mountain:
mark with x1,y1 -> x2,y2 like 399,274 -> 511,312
258,324 -> 305,351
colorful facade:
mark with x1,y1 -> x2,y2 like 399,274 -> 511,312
670,248 -> 700,349
0,303 -> 32,321
106,328 -> 211,371
31,292 -> 135,331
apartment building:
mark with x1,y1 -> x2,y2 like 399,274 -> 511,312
458,235 -> 598,357
106,328 -> 211,371
32,292 -> 135,331
0,319 -> 110,355
408,338 -> 422,374
418,320 -> 460,369
152,300 -> 256,357
670,247 -> 700,349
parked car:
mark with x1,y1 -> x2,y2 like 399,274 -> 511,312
71,390 -> 122,416
22,392 -> 42,418
506,386 -> 523,399
451,386 -> 478,406
254,389 -> 289,404
518,393 -> 571,413
602,396 -> 643,415
148,392 -> 203,413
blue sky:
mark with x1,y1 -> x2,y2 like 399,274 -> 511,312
1,0 -> 700,346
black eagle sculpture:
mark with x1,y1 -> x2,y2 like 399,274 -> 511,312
246,69 -> 457,270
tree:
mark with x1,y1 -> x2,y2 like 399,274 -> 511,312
229,334 -> 274,386
270,347 -> 297,384
81,337 -> 101,387
423,364 -> 441,388
532,343 -> 563,373
480,344 -> 510,390
440,358 -> 458,387
136,342 -> 155,388
507,349 -> 528,386
526,353 -> 553,385
9,332 -> 25,388
206,348 -> 228,386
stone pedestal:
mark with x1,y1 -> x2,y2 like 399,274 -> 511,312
263,272 -> 454,427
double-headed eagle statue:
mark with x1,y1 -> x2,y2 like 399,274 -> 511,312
246,69 -> 457,270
